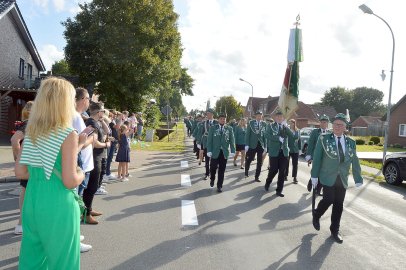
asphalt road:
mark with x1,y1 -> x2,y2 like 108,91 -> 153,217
1,137 -> 406,270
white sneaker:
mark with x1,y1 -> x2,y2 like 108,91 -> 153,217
104,174 -> 118,180
80,243 -> 92,253
80,235 -> 85,242
120,177 -> 129,182
14,225 -> 23,235
95,188 -> 108,195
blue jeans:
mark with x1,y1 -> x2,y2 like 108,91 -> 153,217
78,172 -> 90,196
106,141 -> 117,176
137,125 -> 143,138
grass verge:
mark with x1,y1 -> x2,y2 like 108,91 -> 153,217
361,170 -> 385,182
131,122 -> 185,152
356,145 -> 404,152
360,160 -> 382,170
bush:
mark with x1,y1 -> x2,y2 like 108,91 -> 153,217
368,141 -> 374,145
394,143 -> 402,148
356,139 -> 365,145
370,136 -> 381,144
378,143 -> 383,146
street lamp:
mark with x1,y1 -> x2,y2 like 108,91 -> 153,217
239,78 -> 254,118
359,4 -> 395,163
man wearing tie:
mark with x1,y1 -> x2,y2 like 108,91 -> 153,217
264,109 -> 293,197
306,114 -> 331,195
311,113 -> 363,243
244,111 -> 267,182
207,113 -> 236,192
196,108 -> 218,179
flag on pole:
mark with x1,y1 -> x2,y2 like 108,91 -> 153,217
278,16 -> 303,119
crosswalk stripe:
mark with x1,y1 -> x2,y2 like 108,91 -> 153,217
180,161 -> 189,168
181,200 -> 198,226
181,174 -> 191,187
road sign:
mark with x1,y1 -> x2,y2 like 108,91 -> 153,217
161,105 -> 172,116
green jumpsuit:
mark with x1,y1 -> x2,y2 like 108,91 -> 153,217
19,127 -> 80,270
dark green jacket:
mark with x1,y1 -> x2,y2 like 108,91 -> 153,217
311,133 -> 363,188
234,126 -> 246,145
245,120 -> 267,149
196,119 -> 218,148
307,128 -> 331,159
207,124 -> 236,159
288,129 -> 300,153
265,122 -> 293,157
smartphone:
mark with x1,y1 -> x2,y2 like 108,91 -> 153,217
82,126 -> 95,136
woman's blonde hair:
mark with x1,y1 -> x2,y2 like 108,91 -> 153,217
289,119 -> 298,131
238,118 -> 247,128
119,124 -> 128,140
21,101 -> 34,121
26,77 -> 76,143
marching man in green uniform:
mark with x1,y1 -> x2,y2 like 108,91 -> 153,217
245,111 -> 267,182
311,113 -> 363,243
196,109 -> 218,179
306,114 -> 331,194
207,113 -> 236,192
192,114 -> 203,160
264,109 -> 293,197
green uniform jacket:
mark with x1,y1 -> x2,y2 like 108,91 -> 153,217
234,126 -> 246,145
207,124 -> 236,159
245,120 -> 267,149
265,122 -> 293,157
196,119 -> 218,148
311,133 -> 363,188
307,128 -> 331,159
185,119 -> 192,129
288,129 -> 300,154
192,120 -> 202,140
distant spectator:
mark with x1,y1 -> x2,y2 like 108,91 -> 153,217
116,124 -> 131,181
136,112 -> 144,140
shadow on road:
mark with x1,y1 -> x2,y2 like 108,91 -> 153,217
378,182 -> 406,200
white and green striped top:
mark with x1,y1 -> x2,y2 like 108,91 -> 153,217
20,127 -> 74,180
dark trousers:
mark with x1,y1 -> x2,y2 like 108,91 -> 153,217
314,176 -> 346,234
245,142 -> 264,179
83,158 -> 101,215
286,152 -> 299,177
193,140 -> 198,156
106,141 -> 117,176
98,157 -> 106,188
187,127 -> 192,137
210,150 -> 227,188
204,148 -> 211,176
266,150 -> 288,193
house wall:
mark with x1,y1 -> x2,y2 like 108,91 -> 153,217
351,117 -> 367,128
388,99 -> 406,147
0,12 -> 40,87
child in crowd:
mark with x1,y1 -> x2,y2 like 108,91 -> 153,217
116,124 -> 132,181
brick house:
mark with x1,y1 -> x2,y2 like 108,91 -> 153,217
385,94 -> 406,147
0,0 -> 45,138
351,116 -> 384,136
244,96 -> 337,128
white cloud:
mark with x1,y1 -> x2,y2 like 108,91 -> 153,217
175,0 -> 406,112
38,44 -> 64,71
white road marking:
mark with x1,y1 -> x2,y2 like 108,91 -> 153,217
180,161 -> 189,168
181,200 -> 198,226
181,174 -> 191,187
0,197 -> 18,201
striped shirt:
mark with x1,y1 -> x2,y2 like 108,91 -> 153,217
20,127 -> 74,180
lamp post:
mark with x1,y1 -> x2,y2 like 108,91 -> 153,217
239,78 -> 254,118
359,4 -> 395,163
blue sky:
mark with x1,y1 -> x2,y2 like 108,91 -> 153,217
16,0 -> 406,112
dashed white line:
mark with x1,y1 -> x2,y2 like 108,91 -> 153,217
181,174 -> 191,187
181,200 -> 198,226
180,161 -> 189,168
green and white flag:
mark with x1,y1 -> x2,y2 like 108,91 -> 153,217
278,26 -> 303,119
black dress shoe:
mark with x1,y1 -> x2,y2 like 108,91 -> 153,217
284,177 -> 288,181
293,177 -> 298,184
198,161 -> 201,165
210,180 -> 214,187
331,232 -> 343,243
307,179 -> 312,192
245,172 -> 249,177
254,179 -> 261,182
217,188 -> 222,193
264,184 -> 269,191
276,192 -> 285,197
312,211 -> 320,231
203,175 -> 208,180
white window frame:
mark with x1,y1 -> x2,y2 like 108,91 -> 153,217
399,124 -> 406,137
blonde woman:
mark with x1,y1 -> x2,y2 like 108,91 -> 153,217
11,101 -> 33,235
233,118 -> 247,169
15,77 -> 86,269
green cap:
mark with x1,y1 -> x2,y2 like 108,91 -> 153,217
319,114 -> 329,121
254,110 -> 263,115
331,113 -> 348,124
206,108 -> 215,114
273,108 -> 283,115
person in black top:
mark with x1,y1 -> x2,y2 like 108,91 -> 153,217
82,102 -> 111,224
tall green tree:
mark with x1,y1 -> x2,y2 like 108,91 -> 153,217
63,0 -> 188,111
320,86 -> 353,115
51,59 -> 72,75
214,96 -> 244,121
